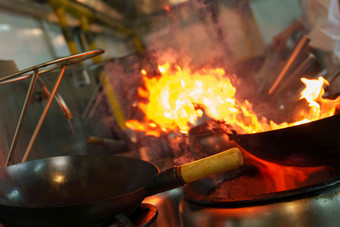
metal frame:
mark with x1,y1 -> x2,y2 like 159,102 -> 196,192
0,49 -> 104,166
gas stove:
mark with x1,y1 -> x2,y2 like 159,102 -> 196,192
179,157 -> 340,227
107,203 -> 158,227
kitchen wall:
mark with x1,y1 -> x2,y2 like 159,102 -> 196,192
0,9 -> 64,69
250,0 -> 302,45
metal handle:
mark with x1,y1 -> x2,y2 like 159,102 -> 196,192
5,70 -> 39,166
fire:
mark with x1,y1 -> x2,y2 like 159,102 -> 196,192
163,5 -> 170,12
141,69 -> 147,76
299,77 -> 340,120
126,63 -> 340,136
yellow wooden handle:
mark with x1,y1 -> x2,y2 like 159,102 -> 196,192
179,147 -> 243,183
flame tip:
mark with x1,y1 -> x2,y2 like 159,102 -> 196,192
128,64 -> 340,137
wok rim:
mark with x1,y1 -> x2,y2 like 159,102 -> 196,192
0,154 -> 160,209
234,114 -> 339,137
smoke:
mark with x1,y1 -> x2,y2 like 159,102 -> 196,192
99,1 -> 267,168
143,4 -> 230,69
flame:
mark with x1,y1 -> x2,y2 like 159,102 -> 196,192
300,77 -> 340,120
164,5 -> 170,12
126,63 -> 340,136
141,69 -> 147,76
245,149 -> 324,191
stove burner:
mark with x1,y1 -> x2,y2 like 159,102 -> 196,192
127,203 -> 158,227
94,203 -> 157,227
184,162 -> 340,206
180,163 -> 340,227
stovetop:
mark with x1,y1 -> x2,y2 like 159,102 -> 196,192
184,161 -> 340,206
93,203 -> 158,227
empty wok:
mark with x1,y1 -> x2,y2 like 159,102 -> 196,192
0,147 -> 242,226
227,114 -> 340,167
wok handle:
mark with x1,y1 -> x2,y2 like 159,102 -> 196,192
180,147 -> 243,183
145,147 -> 243,196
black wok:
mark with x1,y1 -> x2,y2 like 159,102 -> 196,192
0,147 -> 242,226
227,114 -> 340,167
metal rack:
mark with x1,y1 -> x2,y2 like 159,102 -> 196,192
0,49 -> 104,166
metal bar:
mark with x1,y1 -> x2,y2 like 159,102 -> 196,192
78,14 -> 127,131
38,76 -> 72,119
0,74 -> 31,85
21,66 -> 66,163
81,82 -> 102,119
327,64 -> 340,85
48,0 -> 128,31
38,77 -> 75,135
273,52 -> 316,96
268,35 -> 310,95
0,64 -> 81,85
5,70 -> 39,166
101,73 -> 127,131
0,49 -> 103,84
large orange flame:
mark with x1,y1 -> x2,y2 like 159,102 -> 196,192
126,63 -> 340,136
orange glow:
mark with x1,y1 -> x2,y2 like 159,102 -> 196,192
164,5 -> 170,12
158,64 -> 167,73
126,63 -> 340,136
141,69 -> 147,76
299,77 -> 340,121
244,149 -> 323,191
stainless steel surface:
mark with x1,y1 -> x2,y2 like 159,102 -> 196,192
144,188 -> 183,227
180,183 -> 340,227
0,50 -> 104,164
21,66 -> 66,162
5,70 -> 39,166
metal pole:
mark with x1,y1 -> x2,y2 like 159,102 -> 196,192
5,70 -> 39,166
21,66 -> 66,162
268,35 -> 310,95
273,52 -> 316,96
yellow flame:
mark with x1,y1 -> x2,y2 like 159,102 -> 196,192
141,69 -> 147,76
126,63 -> 340,136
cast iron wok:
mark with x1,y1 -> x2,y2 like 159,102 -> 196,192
0,147 -> 242,227
226,114 -> 340,167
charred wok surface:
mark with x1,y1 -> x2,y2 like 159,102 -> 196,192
184,155 -> 340,205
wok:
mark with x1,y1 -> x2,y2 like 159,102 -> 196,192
0,147 -> 242,226
227,114 -> 340,167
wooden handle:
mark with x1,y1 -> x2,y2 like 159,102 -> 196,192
179,147 -> 243,183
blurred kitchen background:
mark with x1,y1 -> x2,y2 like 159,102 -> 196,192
0,0 -> 317,167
